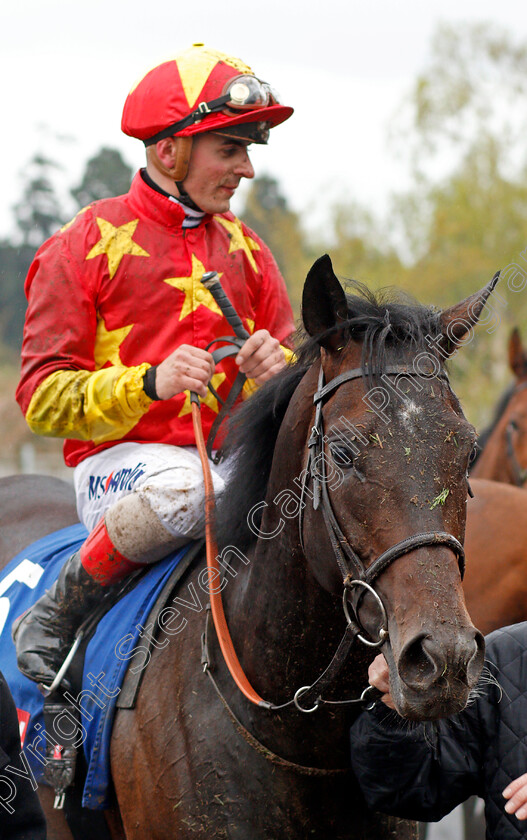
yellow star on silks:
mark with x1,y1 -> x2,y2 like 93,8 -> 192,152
94,316 -> 134,369
214,216 -> 260,273
164,254 -> 224,321
86,218 -> 149,279
178,371 -> 227,417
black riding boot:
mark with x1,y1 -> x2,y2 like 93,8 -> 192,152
12,551 -> 104,686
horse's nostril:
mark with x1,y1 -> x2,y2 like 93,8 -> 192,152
398,634 -> 439,690
398,631 -> 484,692
467,630 -> 486,684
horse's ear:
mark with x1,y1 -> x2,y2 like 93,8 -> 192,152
439,270 -> 500,357
508,327 -> 527,380
302,255 -> 348,347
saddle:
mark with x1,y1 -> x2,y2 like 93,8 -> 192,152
0,529 -> 204,836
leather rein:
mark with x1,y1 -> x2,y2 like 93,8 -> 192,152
192,357 -> 466,716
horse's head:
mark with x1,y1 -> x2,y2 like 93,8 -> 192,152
295,256 -> 496,720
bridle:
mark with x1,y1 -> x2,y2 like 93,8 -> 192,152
298,362 -> 466,649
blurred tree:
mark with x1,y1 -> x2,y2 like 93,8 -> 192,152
387,22 -> 527,429
240,174 -> 312,314
71,147 -> 133,209
13,154 -> 64,247
392,21 -> 527,179
396,137 -> 527,299
0,242 -> 34,354
397,136 -> 527,425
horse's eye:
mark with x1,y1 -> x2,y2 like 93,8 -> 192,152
469,444 -> 479,465
328,442 -> 356,468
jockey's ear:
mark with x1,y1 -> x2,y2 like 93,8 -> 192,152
302,255 -> 347,351
438,270 -> 501,358
509,327 -> 527,380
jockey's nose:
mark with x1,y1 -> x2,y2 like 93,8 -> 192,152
235,150 -> 254,180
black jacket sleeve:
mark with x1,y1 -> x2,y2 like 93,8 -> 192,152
350,699 -> 485,823
0,672 -> 47,839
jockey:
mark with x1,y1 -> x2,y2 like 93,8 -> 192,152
13,44 -> 295,686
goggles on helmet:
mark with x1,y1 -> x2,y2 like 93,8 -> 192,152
144,74 -> 281,146
222,75 -> 280,110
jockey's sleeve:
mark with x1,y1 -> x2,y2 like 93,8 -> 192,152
23,365 -> 153,443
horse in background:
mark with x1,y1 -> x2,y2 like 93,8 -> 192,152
471,327 -> 527,486
0,256 -> 496,839
463,478 -> 527,634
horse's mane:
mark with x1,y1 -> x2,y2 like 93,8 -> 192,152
471,383 -> 515,467
216,280 -> 445,553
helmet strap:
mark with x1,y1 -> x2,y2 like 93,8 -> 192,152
147,137 -> 193,183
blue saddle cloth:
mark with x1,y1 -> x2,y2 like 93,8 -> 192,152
0,524 -> 192,808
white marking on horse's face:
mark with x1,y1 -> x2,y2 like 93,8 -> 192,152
400,401 -> 422,429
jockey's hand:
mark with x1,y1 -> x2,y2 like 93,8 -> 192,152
504,773 -> 527,820
368,654 -> 396,710
235,329 -> 287,384
155,344 -> 215,399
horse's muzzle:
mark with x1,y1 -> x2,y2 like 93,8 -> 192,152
394,628 -> 485,720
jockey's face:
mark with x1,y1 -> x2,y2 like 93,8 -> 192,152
181,133 -> 255,214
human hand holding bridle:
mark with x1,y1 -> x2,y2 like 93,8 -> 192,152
367,653 -> 396,710
235,329 -> 287,384
155,344 -> 215,399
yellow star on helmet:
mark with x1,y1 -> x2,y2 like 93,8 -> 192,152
176,46 -> 253,108
178,371 -> 227,417
86,218 -> 149,279
164,254 -> 224,321
214,216 -> 260,273
94,316 -> 134,369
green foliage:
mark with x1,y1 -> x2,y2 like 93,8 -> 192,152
388,22 -> 527,428
393,21 -> 527,172
240,178 -> 406,315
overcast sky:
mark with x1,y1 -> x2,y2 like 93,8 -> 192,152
2,0 -> 526,238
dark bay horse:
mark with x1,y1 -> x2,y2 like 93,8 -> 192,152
471,327 -> 527,485
0,256 -> 495,839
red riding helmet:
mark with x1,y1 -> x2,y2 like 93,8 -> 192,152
122,44 -> 293,180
